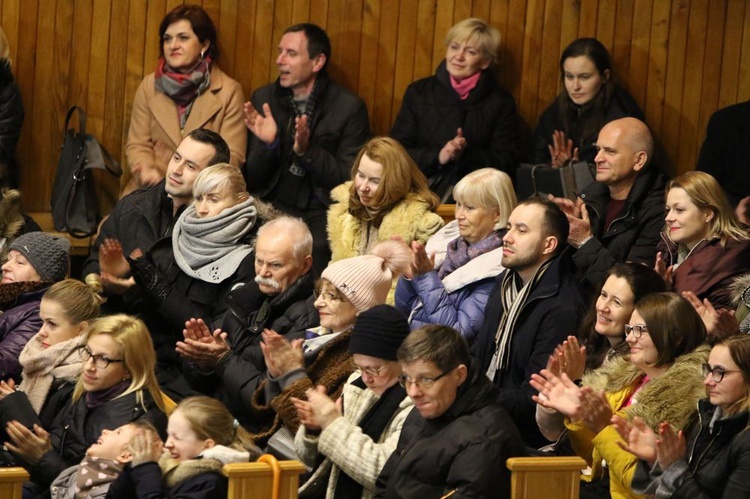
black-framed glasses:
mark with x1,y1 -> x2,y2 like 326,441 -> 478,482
624,324 -> 648,339
352,361 -> 388,378
702,363 -> 742,383
398,368 -> 454,390
79,346 -> 124,369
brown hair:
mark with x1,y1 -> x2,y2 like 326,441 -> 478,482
716,335 -> 750,417
158,5 -> 219,60
398,325 -> 471,372
347,137 -> 439,222
666,171 -> 749,247
174,396 -> 261,457
633,293 -> 706,367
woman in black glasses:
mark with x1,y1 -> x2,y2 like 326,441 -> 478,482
531,292 -> 708,498
0,314 -> 167,495
619,334 -> 750,498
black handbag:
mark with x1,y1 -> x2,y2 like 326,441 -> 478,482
50,106 -> 121,238
516,161 -> 596,201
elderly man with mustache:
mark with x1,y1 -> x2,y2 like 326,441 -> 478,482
178,215 -> 319,429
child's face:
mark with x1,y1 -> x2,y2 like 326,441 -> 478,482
164,410 -> 213,462
87,424 -> 136,461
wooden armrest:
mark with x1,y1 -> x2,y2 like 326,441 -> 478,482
223,457 -> 306,499
507,456 -> 587,499
436,204 -> 455,223
0,467 -> 30,499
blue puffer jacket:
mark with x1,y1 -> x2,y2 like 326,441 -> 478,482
394,222 -> 505,344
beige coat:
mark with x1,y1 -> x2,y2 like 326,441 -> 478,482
123,65 -> 246,195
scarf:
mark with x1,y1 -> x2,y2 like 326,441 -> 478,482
332,381 -> 408,499
486,259 -> 554,379
86,380 -> 130,409
74,456 -> 123,498
18,334 -> 84,413
450,70 -> 481,100
154,56 -> 212,129
172,197 -> 257,283
438,231 -> 504,279
741,285 -> 750,334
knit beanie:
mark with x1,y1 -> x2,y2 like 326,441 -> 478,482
8,232 -> 70,282
321,240 -> 411,312
349,305 -> 410,361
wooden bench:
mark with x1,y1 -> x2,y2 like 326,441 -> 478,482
28,212 -> 94,257
223,454 -> 306,499
507,456 -> 588,499
437,204 -> 455,224
0,467 -> 28,499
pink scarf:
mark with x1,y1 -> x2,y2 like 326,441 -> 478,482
450,71 -> 481,100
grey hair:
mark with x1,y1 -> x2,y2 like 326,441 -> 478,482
256,216 -> 312,261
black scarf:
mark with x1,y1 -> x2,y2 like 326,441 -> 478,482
332,380 -> 407,498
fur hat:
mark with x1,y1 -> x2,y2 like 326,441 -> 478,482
8,232 -> 70,282
349,304 -> 410,361
321,240 -> 411,312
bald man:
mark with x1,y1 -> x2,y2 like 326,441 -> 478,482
550,117 -> 668,289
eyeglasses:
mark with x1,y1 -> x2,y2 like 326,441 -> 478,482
79,346 -> 124,369
702,363 -> 742,383
624,324 -> 648,339
352,361 -> 388,378
398,368 -> 453,390
314,289 -> 345,303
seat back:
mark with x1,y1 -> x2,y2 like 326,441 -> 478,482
506,456 -> 587,499
437,204 -> 455,224
223,454 -> 306,499
0,467 -> 29,499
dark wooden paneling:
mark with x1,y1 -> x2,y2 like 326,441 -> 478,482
0,0 -> 747,212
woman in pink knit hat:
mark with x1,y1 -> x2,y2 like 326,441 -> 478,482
248,240 -> 411,450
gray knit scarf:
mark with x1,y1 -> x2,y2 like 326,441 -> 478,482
172,197 -> 257,283
486,259 -> 554,380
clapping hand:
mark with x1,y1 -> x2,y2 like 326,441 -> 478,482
176,318 -> 231,369
548,130 -> 579,168
244,102 -> 278,145
530,370 -> 585,422
4,421 -> 51,466
291,385 -> 342,431
614,415 -> 658,465
260,329 -> 305,378
129,428 -> 164,467
438,128 -> 467,165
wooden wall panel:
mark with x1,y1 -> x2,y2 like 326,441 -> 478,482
0,0 -> 748,212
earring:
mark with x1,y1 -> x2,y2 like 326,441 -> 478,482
200,49 -> 206,59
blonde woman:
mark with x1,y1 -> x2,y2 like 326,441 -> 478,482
657,171 -> 750,309
2,315 -> 167,494
395,168 -> 516,342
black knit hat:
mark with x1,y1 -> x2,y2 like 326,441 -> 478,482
349,304 -> 411,361
8,232 -> 70,282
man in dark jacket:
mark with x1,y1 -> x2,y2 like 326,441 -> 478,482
243,23 -> 370,272
81,129 -> 230,287
180,216 -> 318,431
550,117 -> 668,290
473,198 -> 585,448
375,325 -> 526,498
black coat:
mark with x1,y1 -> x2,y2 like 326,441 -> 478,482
375,360 -> 527,498
632,399 -> 750,498
129,234 -> 257,401
391,61 -> 519,198
81,180 -> 179,312
8,389 -> 166,494
0,61 -> 24,187
572,165 -> 668,290
696,99 -> 750,207
106,462 -> 227,499
244,76 -> 370,210
531,85 -> 644,165
185,271 -> 318,431
473,250 -> 586,448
